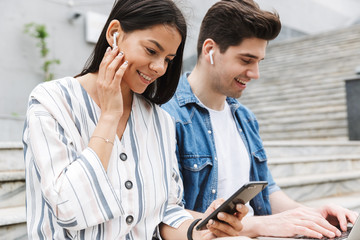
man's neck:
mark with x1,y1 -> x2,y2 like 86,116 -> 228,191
188,65 -> 227,111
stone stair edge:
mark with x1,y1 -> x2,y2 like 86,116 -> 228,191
302,192 -> 360,211
258,114 -> 346,126
269,25 -> 360,48
245,100 -> 346,114
263,140 -> 360,147
259,122 -> 347,134
0,206 -> 26,226
243,88 -> 344,101
275,170 -> 360,188
243,78 -> 344,96
0,142 -> 23,149
268,154 -> 360,165
0,170 -> 25,181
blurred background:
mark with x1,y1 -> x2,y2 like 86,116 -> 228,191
0,0 -> 359,239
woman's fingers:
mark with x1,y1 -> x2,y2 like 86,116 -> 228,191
98,46 -> 118,82
111,54 -> 128,88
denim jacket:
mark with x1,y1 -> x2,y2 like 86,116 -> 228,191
162,72 -> 280,215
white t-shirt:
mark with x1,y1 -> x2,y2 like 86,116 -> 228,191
200,101 -> 254,216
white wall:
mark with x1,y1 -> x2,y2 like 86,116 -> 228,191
0,0 -> 114,141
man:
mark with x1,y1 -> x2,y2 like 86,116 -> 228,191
162,0 -> 358,238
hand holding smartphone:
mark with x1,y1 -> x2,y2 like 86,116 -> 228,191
196,181 -> 268,230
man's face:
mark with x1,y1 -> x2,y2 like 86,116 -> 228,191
211,38 -> 267,99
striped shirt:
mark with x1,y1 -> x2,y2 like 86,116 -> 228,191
22,77 -> 192,239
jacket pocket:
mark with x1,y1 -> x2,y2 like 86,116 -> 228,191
182,157 -> 213,172
252,148 -> 267,162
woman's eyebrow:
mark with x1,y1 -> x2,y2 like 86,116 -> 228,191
148,39 -> 177,56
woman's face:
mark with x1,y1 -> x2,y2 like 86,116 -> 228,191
116,24 -> 182,94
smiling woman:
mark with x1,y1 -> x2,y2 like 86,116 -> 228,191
21,0 -> 202,239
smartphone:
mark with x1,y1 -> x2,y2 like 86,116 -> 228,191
196,181 -> 268,230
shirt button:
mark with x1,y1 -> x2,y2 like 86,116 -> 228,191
120,153 -> 127,161
126,215 -> 134,224
125,180 -> 133,189
208,130 -> 212,134
193,164 -> 198,169
239,129 -> 243,132
211,189 -> 216,194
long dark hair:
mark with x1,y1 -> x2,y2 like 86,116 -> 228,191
77,0 -> 187,104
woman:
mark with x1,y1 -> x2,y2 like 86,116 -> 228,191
23,0 -> 246,239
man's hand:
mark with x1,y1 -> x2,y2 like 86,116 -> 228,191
242,206 -> 345,239
316,203 -> 359,232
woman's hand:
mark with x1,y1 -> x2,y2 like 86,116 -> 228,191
97,46 -> 128,119
202,199 -> 248,238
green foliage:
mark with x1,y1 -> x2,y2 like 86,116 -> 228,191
24,22 -> 60,81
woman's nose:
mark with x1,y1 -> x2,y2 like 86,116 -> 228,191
150,59 -> 166,75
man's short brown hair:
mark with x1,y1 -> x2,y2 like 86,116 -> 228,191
197,0 -> 281,57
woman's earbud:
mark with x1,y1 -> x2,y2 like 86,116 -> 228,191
209,49 -> 214,65
112,32 -> 119,48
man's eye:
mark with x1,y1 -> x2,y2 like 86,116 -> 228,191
242,59 -> 251,64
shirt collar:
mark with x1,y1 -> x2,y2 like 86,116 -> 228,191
175,72 -> 240,109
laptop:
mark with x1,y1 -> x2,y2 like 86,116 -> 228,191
257,217 -> 360,240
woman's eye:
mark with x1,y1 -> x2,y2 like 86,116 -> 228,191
146,48 -> 156,55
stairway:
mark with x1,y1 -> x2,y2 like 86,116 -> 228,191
265,141 -> 360,212
0,142 -> 27,239
241,24 -> 360,141
240,24 -> 360,211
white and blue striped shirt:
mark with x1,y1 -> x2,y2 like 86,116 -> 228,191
22,77 -> 192,239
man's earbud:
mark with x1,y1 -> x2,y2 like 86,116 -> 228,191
209,49 -> 214,65
113,32 -> 119,48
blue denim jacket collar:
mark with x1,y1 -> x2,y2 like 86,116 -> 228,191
175,72 -> 240,110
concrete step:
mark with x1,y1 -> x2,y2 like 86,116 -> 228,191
242,76 -> 343,96
242,81 -> 344,104
269,154 -> 360,178
302,192 -> 360,213
0,142 -> 24,171
260,118 -> 347,134
258,110 -> 346,126
0,206 -> 27,240
264,141 -> 360,158
276,170 -> 360,202
260,127 -> 348,141
244,98 -> 346,116
0,171 -> 26,209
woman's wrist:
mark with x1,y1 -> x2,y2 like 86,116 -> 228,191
187,218 -> 202,240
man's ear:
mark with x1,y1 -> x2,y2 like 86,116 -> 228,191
202,39 -> 216,65
106,20 -> 123,48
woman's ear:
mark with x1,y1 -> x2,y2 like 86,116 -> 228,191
106,20 -> 123,48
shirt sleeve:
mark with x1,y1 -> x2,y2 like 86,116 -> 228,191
25,102 -> 122,231
267,168 -> 281,194
160,116 -> 193,228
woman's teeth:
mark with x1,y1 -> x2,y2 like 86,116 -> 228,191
139,71 -> 152,81
235,78 -> 246,85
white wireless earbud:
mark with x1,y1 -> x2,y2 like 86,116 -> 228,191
112,32 -> 119,48
209,49 -> 214,65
